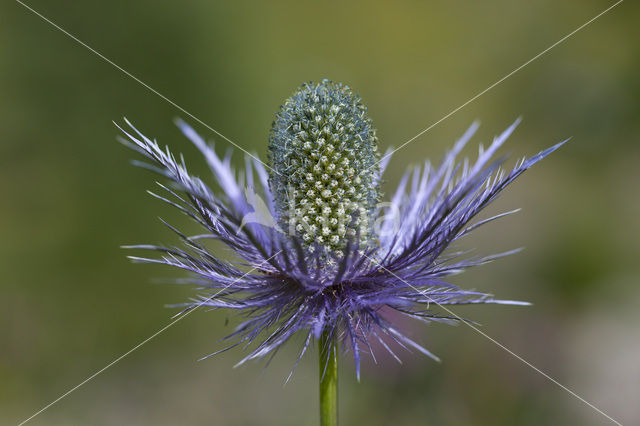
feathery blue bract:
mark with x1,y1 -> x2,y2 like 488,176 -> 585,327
118,117 -> 565,379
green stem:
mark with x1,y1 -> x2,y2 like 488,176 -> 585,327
319,330 -> 338,426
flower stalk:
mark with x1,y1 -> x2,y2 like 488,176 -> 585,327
319,330 -> 338,426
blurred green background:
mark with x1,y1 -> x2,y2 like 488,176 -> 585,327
2,1 -> 639,425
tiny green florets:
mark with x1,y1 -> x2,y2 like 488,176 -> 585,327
268,80 -> 380,253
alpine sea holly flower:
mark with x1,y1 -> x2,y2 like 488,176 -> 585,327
119,79 -> 565,425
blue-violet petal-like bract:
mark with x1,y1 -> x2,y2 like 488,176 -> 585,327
118,80 -> 566,379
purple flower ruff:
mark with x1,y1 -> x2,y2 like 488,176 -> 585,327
118,117 -> 566,379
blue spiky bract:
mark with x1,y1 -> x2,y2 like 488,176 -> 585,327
118,82 -> 566,380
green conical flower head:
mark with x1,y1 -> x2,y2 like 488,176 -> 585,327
268,80 -> 380,252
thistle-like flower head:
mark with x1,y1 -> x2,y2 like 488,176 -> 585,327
268,80 -> 380,252
119,81 -> 566,378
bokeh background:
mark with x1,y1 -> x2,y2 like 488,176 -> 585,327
2,1 -> 639,425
